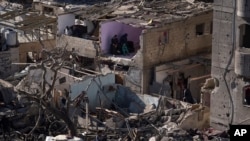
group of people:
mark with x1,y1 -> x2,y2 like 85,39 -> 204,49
110,33 -> 130,56
64,25 -> 88,38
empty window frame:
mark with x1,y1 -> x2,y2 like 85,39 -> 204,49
243,86 -> 250,105
43,6 -> 54,15
239,24 -> 250,48
210,22 -> 213,34
196,23 -> 205,36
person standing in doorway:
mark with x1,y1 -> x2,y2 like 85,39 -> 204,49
183,85 -> 195,104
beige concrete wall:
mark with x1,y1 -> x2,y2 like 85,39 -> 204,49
33,3 -> 43,11
57,35 -> 97,58
18,39 -> 56,63
142,11 -> 212,68
140,10 -> 213,93
33,2 -> 59,15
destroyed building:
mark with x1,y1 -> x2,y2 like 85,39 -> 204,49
1,0 -> 214,101
0,42 -> 210,140
0,1 -> 57,77
52,0 -> 214,101
0,0 -> 234,140
211,0 -> 250,130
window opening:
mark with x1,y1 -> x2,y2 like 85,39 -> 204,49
244,86 -> 250,105
239,24 -> 250,48
196,23 -> 205,36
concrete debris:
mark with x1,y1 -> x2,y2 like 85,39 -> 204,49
46,135 -> 83,141
202,78 -> 215,89
0,0 -> 223,140
179,104 -> 210,130
200,78 -> 215,107
0,79 -> 16,105
0,66 -> 228,140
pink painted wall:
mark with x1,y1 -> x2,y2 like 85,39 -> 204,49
100,21 -> 143,54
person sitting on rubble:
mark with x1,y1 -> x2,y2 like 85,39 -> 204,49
110,35 -> 119,55
121,43 -> 129,56
120,33 -> 129,56
64,26 -> 72,36
183,85 -> 195,104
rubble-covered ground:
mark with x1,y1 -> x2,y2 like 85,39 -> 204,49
0,74 -> 230,140
0,47 -> 229,141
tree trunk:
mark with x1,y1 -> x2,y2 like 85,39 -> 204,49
26,96 -> 77,137
44,102 -> 77,137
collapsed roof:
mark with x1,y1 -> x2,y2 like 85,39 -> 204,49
69,0 -> 213,28
0,1 -> 56,32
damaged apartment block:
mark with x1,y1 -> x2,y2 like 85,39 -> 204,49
0,0 -> 233,140
211,0 -> 250,131
53,0 -> 213,96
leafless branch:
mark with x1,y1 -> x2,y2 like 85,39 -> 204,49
18,89 -> 77,136
26,107 -> 42,138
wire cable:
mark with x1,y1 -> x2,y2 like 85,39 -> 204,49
222,0 -> 236,124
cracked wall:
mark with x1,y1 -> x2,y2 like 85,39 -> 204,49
57,35 -> 97,58
211,0 -> 250,130
140,11 -> 213,93
19,39 -> 56,63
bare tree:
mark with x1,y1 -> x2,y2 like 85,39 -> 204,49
15,42 -> 79,138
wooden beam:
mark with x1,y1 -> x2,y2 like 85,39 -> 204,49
0,11 -> 17,19
18,18 -> 56,31
15,15 -> 47,26
166,64 -> 202,74
190,75 -> 211,82
1,11 -> 30,21
0,22 -> 15,28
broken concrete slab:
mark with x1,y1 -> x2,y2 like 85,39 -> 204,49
70,73 -> 116,112
179,105 -> 210,130
105,116 -> 124,129
114,87 -> 159,114
45,135 -> 83,141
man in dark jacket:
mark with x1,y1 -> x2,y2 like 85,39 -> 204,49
183,85 -> 195,104
120,33 -> 129,55
120,33 -> 128,45
110,35 -> 119,55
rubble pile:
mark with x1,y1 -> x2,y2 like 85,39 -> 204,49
0,78 -> 228,141
0,94 -> 69,140
101,101 -> 197,140
0,48 -> 227,140
76,96 -> 229,141
0,75 -> 230,140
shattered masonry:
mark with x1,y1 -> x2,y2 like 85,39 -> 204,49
0,0 -> 232,140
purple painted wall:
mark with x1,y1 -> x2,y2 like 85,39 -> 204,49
100,21 -> 143,54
